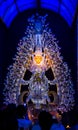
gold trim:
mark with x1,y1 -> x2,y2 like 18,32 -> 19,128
48,91 -> 59,104
18,91 -> 28,105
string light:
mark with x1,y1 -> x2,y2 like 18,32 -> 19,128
3,14 -> 75,112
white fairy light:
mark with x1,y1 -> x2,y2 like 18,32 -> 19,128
3,14 -> 75,112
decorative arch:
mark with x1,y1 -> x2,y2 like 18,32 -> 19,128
0,0 -> 77,27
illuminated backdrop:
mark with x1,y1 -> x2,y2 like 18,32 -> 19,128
3,14 -> 75,113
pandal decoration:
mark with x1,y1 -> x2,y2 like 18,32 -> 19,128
3,14 -> 75,113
